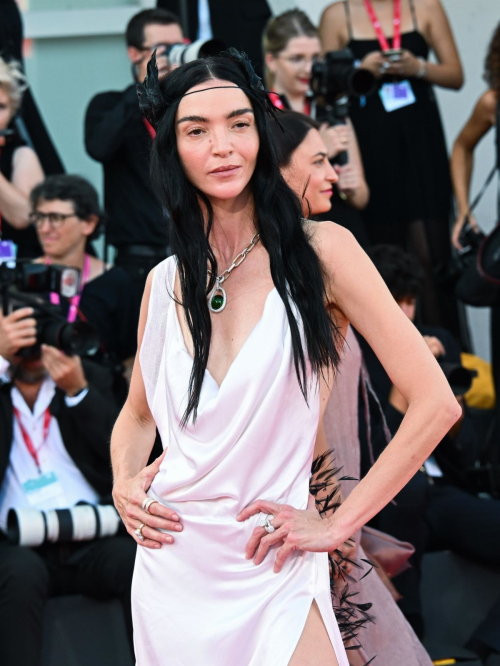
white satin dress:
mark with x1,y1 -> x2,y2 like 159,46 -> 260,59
133,256 -> 348,666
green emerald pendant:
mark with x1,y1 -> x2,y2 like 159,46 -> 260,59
208,284 -> 227,313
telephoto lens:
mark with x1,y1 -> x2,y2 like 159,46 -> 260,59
7,504 -> 121,547
165,38 -> 226,67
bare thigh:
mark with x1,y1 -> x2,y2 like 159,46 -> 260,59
288,600 -> 339,666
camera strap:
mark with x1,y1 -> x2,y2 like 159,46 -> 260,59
13,406 -> 52,474
364,0 -> 401,51
46,254 -> 91,323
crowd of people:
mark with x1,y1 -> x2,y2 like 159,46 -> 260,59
0,0 -> 499,664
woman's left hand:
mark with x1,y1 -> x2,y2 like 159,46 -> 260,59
237,497 -> 336,573
335,163 -> 361,196
382,49 -> 422,78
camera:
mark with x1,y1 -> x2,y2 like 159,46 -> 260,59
0,258 -> 99,356
310,49 -> 376,166
158,37 -> 226,67
7,504 -> 121,547
435,219 -> 485,292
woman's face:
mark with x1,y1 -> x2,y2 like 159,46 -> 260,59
266,35 -> 321,98
281,128 -> 338,216
175,80 -> 259,203
0,86 -> 13,131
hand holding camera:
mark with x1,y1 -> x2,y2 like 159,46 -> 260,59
0,307 -> 37,357
41,344 -> 88,397
452,212 -> 480,250
319,123 -> 350,160
379,49 -> 423,78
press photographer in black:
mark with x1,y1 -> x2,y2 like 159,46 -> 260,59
0,268 -> 137,665
85,8 -> 183,314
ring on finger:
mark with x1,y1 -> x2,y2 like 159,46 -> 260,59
134,523 -> 146,541
260,514 -> 275,534
142,498 -> 158,514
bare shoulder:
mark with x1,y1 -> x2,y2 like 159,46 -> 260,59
306,220 -> 359,269
12,145 -> 38,166
321,1 -> 346,22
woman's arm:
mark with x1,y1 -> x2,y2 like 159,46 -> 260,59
238,225 -> 460,572
336,119 -> 370,210
111,269 -> 182,549
450,89 -> 497,249
317,224 -> 460,543
0,147 -> 44,229
319,3 -> 349,51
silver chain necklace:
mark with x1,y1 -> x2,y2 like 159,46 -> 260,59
208,232 -> 260,313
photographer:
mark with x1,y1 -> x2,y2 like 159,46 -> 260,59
28,175 -> 136,390
450,21 -> 500,440
320,0 -> 464,341
0,316 -> 136,665
357,244 -> 500,658
0,56 -> 44,258
263,9 -> 370,230
85,8 -> 183,314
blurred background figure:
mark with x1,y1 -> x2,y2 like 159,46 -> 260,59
264,10 -> 370,245
85,8 -> 183,319
450,21 -> 500,453
158,0 -> 272,77
0,56 -> 44,258
0,0 -> 64,176
320,0 -> 465,343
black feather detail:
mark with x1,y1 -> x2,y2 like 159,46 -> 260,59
310,449 -> 377,665
136,50 -> 166,130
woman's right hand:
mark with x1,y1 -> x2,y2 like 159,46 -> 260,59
359,51 -> 386,78
112,450 -> 183,549
451,212 -> 478,250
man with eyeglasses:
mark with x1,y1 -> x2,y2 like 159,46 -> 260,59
85,9 -> 183,318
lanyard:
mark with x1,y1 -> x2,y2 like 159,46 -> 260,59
363,0 -> 401,52
13,406 -> 51,473
143,118 -> 156,140
46,253 -> 90,323
268,92 -> 311,116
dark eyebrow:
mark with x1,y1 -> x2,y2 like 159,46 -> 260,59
227,108 -> 254,119
177,108 -> 254,125
177,114 -> 208,125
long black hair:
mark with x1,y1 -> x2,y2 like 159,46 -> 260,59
268,110 -> 320,167
150,54 -> 341,425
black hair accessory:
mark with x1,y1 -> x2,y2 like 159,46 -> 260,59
136,47 -> 284,131
136,50 -> 166,130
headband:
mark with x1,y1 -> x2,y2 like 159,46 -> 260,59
136,47 -> 281,130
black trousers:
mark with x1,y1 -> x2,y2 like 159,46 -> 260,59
0,535 -> 136,666
377,477 -> 500,648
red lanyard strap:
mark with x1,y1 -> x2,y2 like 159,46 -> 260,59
143,118 -> 156,140
13,406 -> 51,473
364,0 -> 401,52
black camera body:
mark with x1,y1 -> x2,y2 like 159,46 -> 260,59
0,260 -> 99,356
310,49 -> 376,166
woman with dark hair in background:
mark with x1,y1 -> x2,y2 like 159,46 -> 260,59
263,10 -> 370,240
271,110 -> 368,245
110,51 -> 459,664
320,0 -> 464,341
271,108 -> 433,665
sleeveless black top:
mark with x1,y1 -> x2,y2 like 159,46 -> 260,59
0,133 -> 42,258
343,0 -> 452,230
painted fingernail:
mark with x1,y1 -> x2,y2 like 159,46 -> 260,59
165,536 -> 173,543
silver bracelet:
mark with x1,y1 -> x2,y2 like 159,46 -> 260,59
416,57 -> 427,79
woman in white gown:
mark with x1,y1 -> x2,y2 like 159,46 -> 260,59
110,50 -> 460,666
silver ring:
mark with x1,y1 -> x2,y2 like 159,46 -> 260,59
134,523 -> 146,541
260,514 -> 275,534
142,498 -> 157,514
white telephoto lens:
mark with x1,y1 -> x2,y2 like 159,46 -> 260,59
70,505 -> 97,541
45,510 -> 60,543
15,508 -> 46,547
97,505 -> 121,537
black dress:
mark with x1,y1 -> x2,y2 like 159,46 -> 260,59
0,134 -> 42,259
344,0 -> 462,339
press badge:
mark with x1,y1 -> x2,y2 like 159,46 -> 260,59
22,472 -> 65,507
379,80 -> 416,113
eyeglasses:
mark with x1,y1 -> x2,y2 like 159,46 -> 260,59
29,212 -> 78,229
